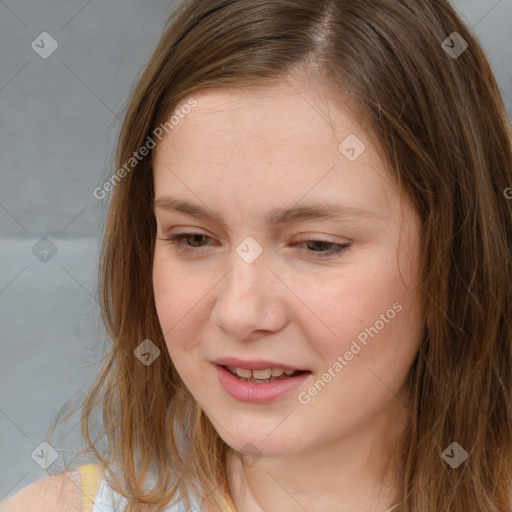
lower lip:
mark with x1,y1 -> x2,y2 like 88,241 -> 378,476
214,364 -> 311,403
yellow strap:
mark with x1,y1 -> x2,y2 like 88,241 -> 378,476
77,463 -> 103,512
222,495 -> 236,511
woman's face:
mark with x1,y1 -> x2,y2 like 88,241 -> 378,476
152,78 -> 423,457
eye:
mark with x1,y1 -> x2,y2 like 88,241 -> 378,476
297,239 -> 350,258
158,233 -> 213,250
157,232 -> 350,258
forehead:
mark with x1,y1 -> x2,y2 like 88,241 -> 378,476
157,80 -> 361,156
152,80 -> 397,223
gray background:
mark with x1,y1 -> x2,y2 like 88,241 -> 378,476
1,0 -> 511,501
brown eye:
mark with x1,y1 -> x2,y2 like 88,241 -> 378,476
294,239 -> 350,258
181,234 -> 209,247
158,233 -> 213,250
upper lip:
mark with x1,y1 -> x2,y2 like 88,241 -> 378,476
213,356 -> 309,371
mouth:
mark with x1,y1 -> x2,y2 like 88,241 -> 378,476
220,364 -> 310,383
214,362 -> 312,403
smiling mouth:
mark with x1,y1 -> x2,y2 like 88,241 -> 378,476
221,365 -> 310,383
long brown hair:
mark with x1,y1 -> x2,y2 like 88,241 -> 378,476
53,1 -> 512,510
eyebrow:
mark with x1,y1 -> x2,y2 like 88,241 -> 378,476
152,195 -> 384,229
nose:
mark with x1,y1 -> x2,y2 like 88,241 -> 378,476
212,251 -> 288,340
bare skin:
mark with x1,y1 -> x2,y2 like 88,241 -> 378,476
1,471 -> 81,512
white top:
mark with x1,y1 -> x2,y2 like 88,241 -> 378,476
86,475 -> 203,512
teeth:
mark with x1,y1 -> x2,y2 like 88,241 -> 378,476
252,368 -> 272,379
227,366 -> 252,378
225,366 -> 299,379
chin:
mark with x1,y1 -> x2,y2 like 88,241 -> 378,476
215,422 -> 305,458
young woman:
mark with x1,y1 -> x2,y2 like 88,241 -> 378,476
4,0 -> 512,511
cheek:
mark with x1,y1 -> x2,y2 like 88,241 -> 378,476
152,250 -> 207,319
297,247 -> 420,364
152,256 -> 205,354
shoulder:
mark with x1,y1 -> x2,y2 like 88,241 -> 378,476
0,470 -> 82,512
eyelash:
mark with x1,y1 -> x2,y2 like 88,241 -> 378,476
158,233 -> 350,258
